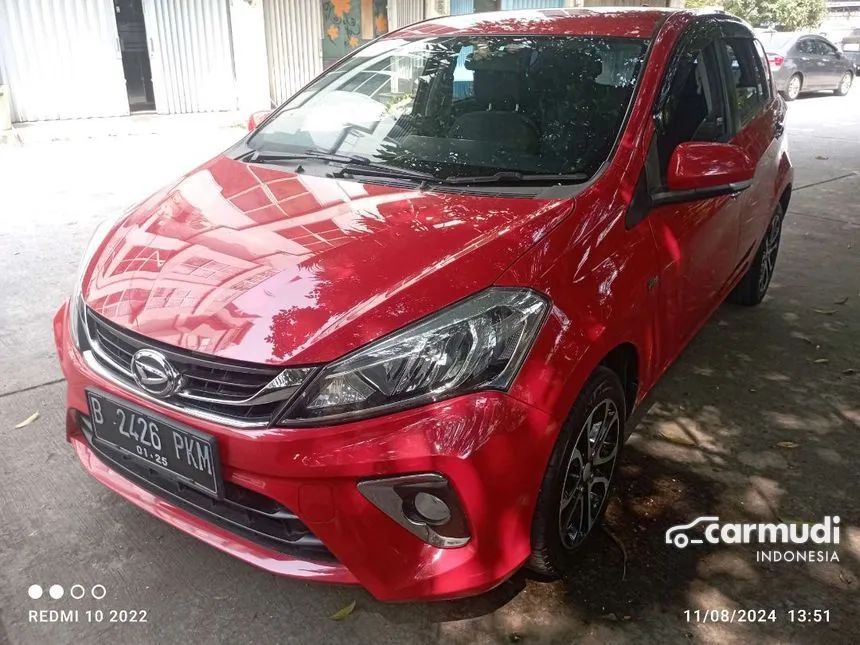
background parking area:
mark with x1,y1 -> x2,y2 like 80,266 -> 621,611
1,90 -> 858,645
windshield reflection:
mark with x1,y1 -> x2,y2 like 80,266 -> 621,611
250,35 -> 646,183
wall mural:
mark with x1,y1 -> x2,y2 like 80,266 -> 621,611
373,0 -> 389,36
322,0 -> 389,66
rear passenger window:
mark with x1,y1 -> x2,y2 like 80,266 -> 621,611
723,38 -> 768,126
817,40 -> 839,58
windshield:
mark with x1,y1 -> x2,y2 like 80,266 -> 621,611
249,35 -> 647,184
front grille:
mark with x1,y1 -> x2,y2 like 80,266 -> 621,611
83,309 -> 312,426
79,414 -> 334,561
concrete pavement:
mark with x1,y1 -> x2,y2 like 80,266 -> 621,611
1,90 -> 858,645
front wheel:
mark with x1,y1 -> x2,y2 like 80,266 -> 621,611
528,366 -> 626,578
728,204 -> 784,307
835,71 -> 853,96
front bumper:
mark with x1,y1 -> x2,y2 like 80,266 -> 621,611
54,302 -> 558,601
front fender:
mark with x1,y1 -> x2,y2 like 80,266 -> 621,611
502,200 -> 661,432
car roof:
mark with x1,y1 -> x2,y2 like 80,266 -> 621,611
394,7 -> 726,40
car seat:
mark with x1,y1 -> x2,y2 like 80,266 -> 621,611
447,53 -> 540,154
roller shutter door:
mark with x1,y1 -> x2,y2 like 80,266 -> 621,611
263,0 -> 323,106
0,0 -> 129,122
142,0 -> 237,114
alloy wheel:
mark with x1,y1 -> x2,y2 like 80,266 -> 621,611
839,72 -> 852,95
787,75 -> 801,100
758,213 -> 782,296
557,398 -> 621,549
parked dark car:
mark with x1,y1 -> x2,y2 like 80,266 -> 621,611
758,31 -> 854,100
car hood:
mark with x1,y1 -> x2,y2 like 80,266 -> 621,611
83,154 -> 572,365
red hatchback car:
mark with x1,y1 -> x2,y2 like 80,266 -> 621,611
54,8 -> 792,601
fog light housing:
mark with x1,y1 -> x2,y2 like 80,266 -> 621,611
413,492 -> 451,525
357,474 -> 470,548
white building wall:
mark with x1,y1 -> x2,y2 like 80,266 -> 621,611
425,0 -> 450,18
229,0 -> 271,113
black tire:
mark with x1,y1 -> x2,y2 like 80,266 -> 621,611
783,73 -> 802,101
835,71 -> 853,96
728,204 -> 784,306
528,366 -> 626,578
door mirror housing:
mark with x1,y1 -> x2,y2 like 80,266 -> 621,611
247,110 -> 272,132
652,142 -> 755,206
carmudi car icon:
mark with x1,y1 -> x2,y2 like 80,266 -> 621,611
666,517 -> 721,548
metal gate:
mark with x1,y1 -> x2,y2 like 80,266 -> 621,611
0,0 -> 129,122
450,0 -> 473,14
142,0 -> 237,114
388,0 -> 424,30
500,0 -> 564,8
263,0 -> 324,106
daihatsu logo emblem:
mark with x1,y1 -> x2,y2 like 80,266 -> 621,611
130,349 -> 182,398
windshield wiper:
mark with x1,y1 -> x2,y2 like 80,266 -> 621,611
443,171 -> 589,185
331,161 -> 437,182
243,149 -> 359,165
243,149 -> 436,182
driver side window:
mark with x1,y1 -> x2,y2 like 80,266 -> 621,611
655,39 -> 729,185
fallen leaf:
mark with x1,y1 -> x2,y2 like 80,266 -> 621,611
843,368 -> 856,375
834,297 -> 849,305
839,571 -> 854,585
777,441 -> 800,449
795,333 -> 814,344
14,412 -> 39,429
813,358 -> 829,364
657,428 -> 697,446
815,155 -> 829,160
604,612 -> 619,621
330,600 -> 356,621
813,309 -> 837,315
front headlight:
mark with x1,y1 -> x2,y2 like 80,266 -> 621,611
69,212 -> 127,349
279,288 -> 548,425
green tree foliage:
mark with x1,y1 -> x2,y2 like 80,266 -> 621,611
683,0 -> 827,31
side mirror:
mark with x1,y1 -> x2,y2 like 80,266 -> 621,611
247,110 -> 272,132
652,142 -> 755,206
